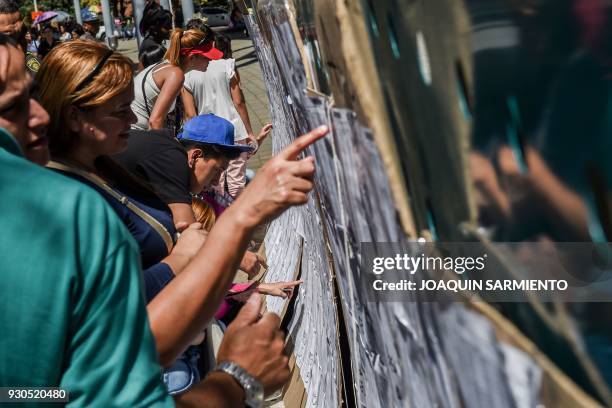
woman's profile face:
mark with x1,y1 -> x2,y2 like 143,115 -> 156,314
74,85 -> 137,157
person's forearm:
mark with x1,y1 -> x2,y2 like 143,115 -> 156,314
147,204 -> 255,366
181,89 -> 198,121
182,92 -> 197,120
235,96 -> 254,137
161,252 -> 191,275
184,110 -> 196,122
168,202 -> 197,226
149,116 -> 164,130
175,372 -> 245,408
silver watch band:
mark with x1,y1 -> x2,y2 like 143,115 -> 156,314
214,361 -> 264,408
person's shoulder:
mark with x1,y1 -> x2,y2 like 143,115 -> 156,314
217,58 -> 235,71
162,63 -> 184,80
210,58 -> 233,68
2,153 -> 127,242
213,58 -> 234,66
129,128 -> 175,142
184,69 -> 203,79
9,155 -> 92,202
127,129 -> 185,155
183,69 -> 204,86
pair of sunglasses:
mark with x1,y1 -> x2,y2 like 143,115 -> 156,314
73,48 -> 114,94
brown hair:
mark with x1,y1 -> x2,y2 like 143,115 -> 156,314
164,28 -> 208,67
191,196 -> 216,232
36,40 -> 134,155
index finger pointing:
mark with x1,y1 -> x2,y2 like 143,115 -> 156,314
280,125 -> 328,160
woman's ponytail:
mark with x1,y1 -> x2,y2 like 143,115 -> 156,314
163,28 -> 207,68
164,28 -> 184,66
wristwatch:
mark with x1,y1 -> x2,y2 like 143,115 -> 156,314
214,361 -> 264,408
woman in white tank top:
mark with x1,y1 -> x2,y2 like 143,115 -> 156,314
131,28 -> 222,132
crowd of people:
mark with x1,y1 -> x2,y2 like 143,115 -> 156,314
0,0 -> 327,405
22,8 -> 135,65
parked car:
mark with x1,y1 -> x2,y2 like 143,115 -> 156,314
96,25 -> 120,41
96,25 -> 121,50
201,7 -> 230,27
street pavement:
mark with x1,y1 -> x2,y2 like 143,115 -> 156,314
116,32 -> 273,171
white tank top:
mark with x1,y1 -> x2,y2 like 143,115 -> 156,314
183,59 -> 249,141
131,62 -> 176,130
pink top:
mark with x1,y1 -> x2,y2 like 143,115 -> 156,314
215,282 -> 256,320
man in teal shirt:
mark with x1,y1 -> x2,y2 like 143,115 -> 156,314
0,126 -> 174,406
0,30 -> 173,405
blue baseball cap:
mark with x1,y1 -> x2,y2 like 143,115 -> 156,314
81,8 -> 100,23
177,114 -> 253,153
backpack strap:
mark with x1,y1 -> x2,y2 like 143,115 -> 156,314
141,62 -> 160,118
47,160 -> 174,253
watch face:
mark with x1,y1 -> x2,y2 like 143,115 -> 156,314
245,382 -> 264,406
253,385 -> 264,401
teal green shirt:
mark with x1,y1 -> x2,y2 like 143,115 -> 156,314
0,129 -> 173,407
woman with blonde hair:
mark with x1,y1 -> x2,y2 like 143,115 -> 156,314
192,195 -> 217,232
35,39 -> 328,400
131,27 -> 222,133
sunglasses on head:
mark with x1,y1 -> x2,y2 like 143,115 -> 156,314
73,49 -> 114,94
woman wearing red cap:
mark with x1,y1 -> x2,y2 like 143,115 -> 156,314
131,28 -> 224,133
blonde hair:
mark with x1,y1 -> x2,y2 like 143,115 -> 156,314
191,196 -> 216,232
36,40 -> 134,155
164,28 -> 208,67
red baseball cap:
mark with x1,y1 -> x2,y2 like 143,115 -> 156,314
180,42 -> 224,60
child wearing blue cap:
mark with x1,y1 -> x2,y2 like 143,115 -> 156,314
116,114 -> 250,228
